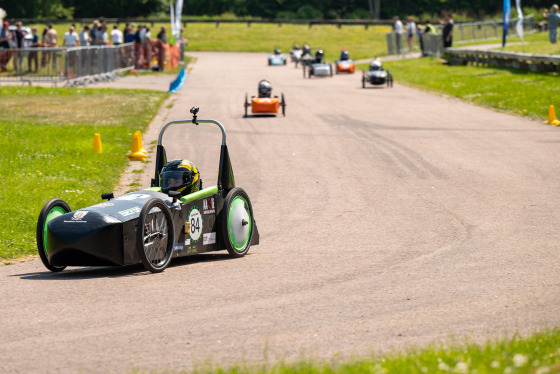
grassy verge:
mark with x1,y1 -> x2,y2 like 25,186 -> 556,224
494,32 -> 560,54
358,57 -> 559,120
0,86 -> 169,261
169,329 -> 560,373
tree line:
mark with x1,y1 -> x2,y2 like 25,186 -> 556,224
2,0 -> 553,20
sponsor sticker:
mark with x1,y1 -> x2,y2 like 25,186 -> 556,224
203,232 -> 216,245
184,239 -> 190,246
188,207 -> 202,242
95,202 -> 114,207
119,206 -> 142,217
173,243 -> 183,252
117,193 -> 151,201
64,211 -> 88,223
202,197 -> 215,215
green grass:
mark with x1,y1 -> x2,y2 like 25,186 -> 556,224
29,22 -> 392,62
495,32 -> 560,55
0,86 -> 169,261
361,57 -> 559,120
143,329 -> 560,373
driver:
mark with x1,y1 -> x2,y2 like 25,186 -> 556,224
314,50 -> 324,63
340,50 -> 349,61
258,80 -> 272,98
160,159 -> 201,196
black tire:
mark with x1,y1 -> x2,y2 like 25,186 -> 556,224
362,77 -> 366,89
281,93 -> 286,116
136,198 -> 174,273
283,59 -> 287,65
303,65 -> 306,78
36,198 -> 71,272
222,188 -> 254,258
244,93 -> 248,117
330,64 -> 333,77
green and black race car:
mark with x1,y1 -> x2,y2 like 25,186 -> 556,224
36,107 -> 259,273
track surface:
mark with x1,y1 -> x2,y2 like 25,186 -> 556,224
2,52 -> 560,373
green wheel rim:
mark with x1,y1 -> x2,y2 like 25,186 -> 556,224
228,196 -> 252,252
43,206 -> 66,256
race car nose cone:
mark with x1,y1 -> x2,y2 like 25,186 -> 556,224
47,210 -> 124,266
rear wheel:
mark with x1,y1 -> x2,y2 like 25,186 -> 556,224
281,93 -> 286,116
330,64 -> 333,77
136,198 -> 174,273
244,93 -> 249,117
36,198 -> 71,272
222,188 -> 254,257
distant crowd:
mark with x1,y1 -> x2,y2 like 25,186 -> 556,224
392,13 -> 453,56
0,18 -> 187,72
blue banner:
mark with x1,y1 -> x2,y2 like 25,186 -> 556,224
503,0 -> 511,46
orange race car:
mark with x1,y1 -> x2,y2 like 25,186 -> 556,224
335,50 -> 356,74
244,80 -> 286,117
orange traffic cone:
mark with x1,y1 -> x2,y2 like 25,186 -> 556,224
544,105 -> 560,126
93,133 -> 103,153
127,132 -> 147,161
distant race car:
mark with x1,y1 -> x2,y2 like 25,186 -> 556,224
362,59 -> 393,88
304,50 -> 333,78
268,48 -> 287,66
335,50 -> 355,74
289,43 -> 303,63
295,44 -> 312,68
244,79 -> 286,117
36,106 -> 259,273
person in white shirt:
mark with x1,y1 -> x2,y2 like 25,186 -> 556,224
110,24 -> 123,45
79,25 -> 91,46
63,25 -> 78,47
406,16 -> 417,52
393,16 -> 403,53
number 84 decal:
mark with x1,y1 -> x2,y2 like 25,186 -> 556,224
185,207 -> 203,242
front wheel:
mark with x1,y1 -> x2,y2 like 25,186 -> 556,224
281,93 -> 286,116
36,198 -> 71,272
244,93 -> 249,117
136,198 -> 174,273
222,188 -> 254,258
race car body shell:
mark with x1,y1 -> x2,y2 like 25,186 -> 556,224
311,63 -> 331,76
252,98 -> 279,113
46,188 -> 259,267
367,70 -> 388,85
336,60 -> 355,73
268,54 -> 287,65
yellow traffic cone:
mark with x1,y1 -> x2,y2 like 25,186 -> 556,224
544,105 -> 560,125
127,132 -> 147,161
93,133 -> 103,153
134,131 -> 148,155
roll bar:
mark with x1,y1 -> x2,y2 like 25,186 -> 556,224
157,106 -> 226,146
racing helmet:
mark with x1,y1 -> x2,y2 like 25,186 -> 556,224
258,80 -> 272,98
370,59 -> 382,71
159,159 -> 201,196
302,44 -> 311,54
315,50 -> 324,62
274,48 -> 281,55
340,50 -> 349,60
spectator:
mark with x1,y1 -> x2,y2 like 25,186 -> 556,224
111,24 -> 123,45
44,24 -> 57,47
63,25 -> 78,47
134,24 -> 144,68
157,26 -> 167,44
543,5 -> 560,44
90,20 -> 99,45
142,26 -> 151,68
12,21 -> 25,72
416,24 -> 425,56
124,24 -> 135,43
440,12 -> 454,48
393,16 -> 403,53
28,26 -> 39,73
80,25 -> 91,46
406,16 -> 416,53
0,21 -> 11,72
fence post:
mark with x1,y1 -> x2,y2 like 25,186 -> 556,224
386,32 -> 395,55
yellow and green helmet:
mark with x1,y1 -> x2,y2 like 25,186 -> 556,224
160,159 -> 201,196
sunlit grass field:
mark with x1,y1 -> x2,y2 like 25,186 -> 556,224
0,87 -> 168,261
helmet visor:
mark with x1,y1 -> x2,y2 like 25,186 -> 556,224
161,170 -> 190,190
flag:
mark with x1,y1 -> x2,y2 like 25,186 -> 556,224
175,0 -> 184,38
515,0 -> 524,41
170,1 -> 175,37
503,0 -> 511,47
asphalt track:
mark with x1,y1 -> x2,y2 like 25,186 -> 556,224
2,52 -> 560,373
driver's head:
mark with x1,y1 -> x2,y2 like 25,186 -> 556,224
160,159 -> 201,196
258,80 -> 272,98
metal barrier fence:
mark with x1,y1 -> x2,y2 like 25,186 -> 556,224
386,15 -> 537,56
0,43 -> 134,86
